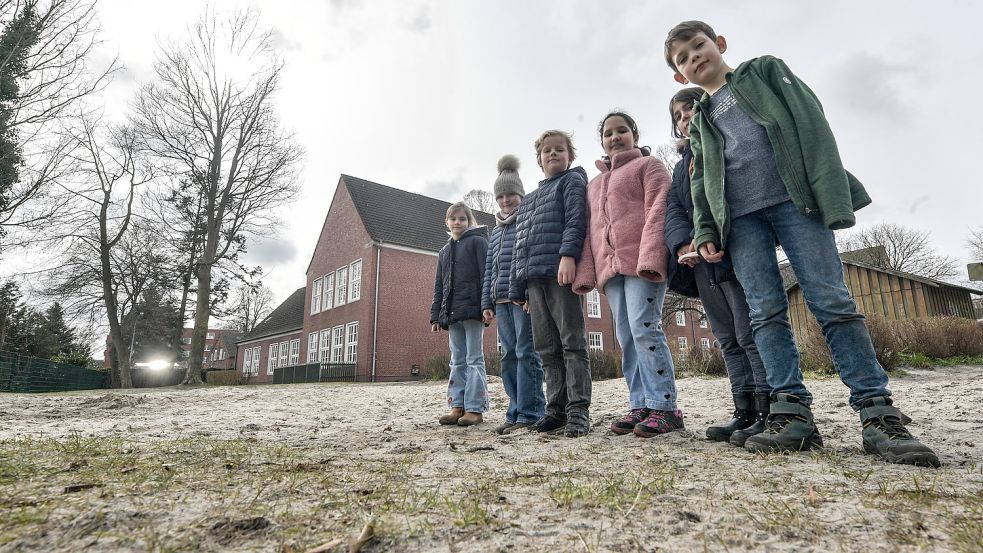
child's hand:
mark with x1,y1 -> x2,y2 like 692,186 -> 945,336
482,309 -> 495,325
431,324 -> 440,332
699,242 -> 726,263
677,242 -> 700,267
557,256 -> 576,285
522,302 -> 530,314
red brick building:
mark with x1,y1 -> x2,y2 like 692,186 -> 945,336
103,327 -> 238,371
236,175 -> 714,383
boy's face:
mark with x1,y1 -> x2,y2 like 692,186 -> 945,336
670,32 -> 728,88
539,135 -> 571,178
446,212 -> 469,237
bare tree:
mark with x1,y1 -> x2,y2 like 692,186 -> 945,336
220,282 -> 273,333
837,222 -> 957,280
0,0 -> 117,245
652,142 -> 682,173
133,8 -> 302,385
462,188 -> 496,214
968,227 -> 983,262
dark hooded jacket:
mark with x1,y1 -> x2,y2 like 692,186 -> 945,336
481,214 -> 518,311
431,226 -> 489,329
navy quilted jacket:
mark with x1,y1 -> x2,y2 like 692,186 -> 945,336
430,226 -> 489,329
509,167 -> 588,301
481,218 -> 517,311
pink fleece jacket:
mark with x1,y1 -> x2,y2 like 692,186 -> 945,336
573,148 -> 672,295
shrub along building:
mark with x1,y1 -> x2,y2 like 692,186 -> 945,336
236,175 -> 713,383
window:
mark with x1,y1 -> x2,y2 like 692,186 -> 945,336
289,339 -> 300,365
268,343 -> 279,375
586,290 -> 601,319
344,322 -> 358,363
218,349 -> 225,360
182,336 -> 192,345
206,332 -> 215,340
698,306 -> 708,328
322,273 -> 334,311
349,259 -> 362,302
677,337 -> 688,351
701,337 -> 711,350
307,332 -> 318,363
279,341 -> 288,368
335,267 -> 348,306
204,344 -> 213,352
319,329 -> 331,362
311,277 -> 322,314
588,332 -> 603,351
243,347 -> 253,374
251,347 -> 260,374
330,325 -> 344,363
675,311 -> 686,326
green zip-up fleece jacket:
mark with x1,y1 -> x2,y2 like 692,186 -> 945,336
689,55 -> 872,250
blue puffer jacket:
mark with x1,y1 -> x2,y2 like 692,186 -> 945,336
481,215 -> 517,311
509,166 -> 588,301
431,226 -> 489,330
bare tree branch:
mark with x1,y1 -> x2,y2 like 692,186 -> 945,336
837,222 -> 958,280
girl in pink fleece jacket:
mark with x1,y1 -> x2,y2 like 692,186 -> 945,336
573,111 -> 682,438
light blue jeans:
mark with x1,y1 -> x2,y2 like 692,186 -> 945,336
604,275 -> 678,411
495,302 -> 545,424
447,319 -> 490,413
727,200 -> 890,409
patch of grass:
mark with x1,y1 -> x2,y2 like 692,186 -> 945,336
737,498 -> 822,539
946,502 -> 983,553
547,466 -> 676,514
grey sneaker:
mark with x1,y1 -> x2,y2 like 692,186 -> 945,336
494,421 -> 516,435
859,397 -> 940,468
745,393 -> 823,453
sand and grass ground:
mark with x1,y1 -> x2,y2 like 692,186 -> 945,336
1,365 -> 981,552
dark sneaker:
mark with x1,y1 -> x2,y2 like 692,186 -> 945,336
530,415 -> 566,434
706,393 -> 754,442
633,409 -> 684,438
745,393 -> 823,453
494,421 -> 517,435
859,397 -> 940,468
565,409 -> 590,438
502,422 -> 531,435
611,408 -> 651,435
730,392 -> 771,447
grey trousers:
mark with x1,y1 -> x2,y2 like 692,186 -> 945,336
526,279 -> 592,419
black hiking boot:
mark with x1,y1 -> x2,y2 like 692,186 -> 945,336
730,392 -> 771,447
706,393 -> 754,442
859,397 -> 940,468
745,393 -> 823,453
530,414 -> 566,434
564,409 -> 590,438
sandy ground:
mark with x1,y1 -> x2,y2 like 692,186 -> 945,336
1,365 -> 981,552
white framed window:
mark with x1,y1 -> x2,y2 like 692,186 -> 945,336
279,341 -> 288,368
675,311 -> 686,326
701,337 -> 711,349
319,329 -> 331,362
677,337 -> 688,351
307,332 -> 318,363
698,306 -> 708,328
335,266 -> 348,306
588,332 -> 603,351
349,259 -> 362,302
251,347 -> 260,374
311,277 -> 322,315
206,332 -> 215,340
322,273 -> 334,311
218,349 -> 225,360
268,343 -> 279,375
289,339 -> 300,365
204,344 -> 213,352
243,347 -> 253,374
344,322 -> 358,364
182,336 -> 192,345
330,325 -> 344,363
586,290 -> 601,319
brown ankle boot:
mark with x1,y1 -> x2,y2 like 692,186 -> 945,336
457,412 -> 483,426
439,407 -> 464,425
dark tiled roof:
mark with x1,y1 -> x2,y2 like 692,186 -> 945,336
237,287 -> 306,343
220,331 -> 242,354
342,175 -> 495,252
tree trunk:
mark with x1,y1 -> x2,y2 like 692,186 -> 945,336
183,247 -> 213,385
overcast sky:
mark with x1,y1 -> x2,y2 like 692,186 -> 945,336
6,0 -> 983,319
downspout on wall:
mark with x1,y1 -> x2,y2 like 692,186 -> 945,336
371,241 -> 382,382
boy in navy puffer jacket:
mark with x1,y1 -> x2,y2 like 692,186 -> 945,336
510,130 -> 591,438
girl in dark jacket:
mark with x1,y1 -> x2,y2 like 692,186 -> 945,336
664,87 -> 771,445
431,202 -> 490,427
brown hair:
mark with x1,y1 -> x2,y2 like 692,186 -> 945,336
598,110 -> 640,144
664,20 -> 717,71
669,87 -> 704,139
533,130 -> 576,170
445,201 -> 477,227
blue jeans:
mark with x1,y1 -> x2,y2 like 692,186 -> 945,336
727,200 -> 890,409
604,275 -> 678,411
447,319 -> 490,412
495,302 -> 545,424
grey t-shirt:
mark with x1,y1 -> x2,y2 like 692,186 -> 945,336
707,84 -> 790,219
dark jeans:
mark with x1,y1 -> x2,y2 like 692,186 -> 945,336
694,262 -> 769,395
727,200 -> 890,409
526,279 -> 592,419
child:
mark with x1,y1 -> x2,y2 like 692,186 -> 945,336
664,20 -> 939,466
664,88 -> 772,446
510,130 -> 591,438
431,202 -> 491,427
481,155 -> 546,435
573,111 -> 683,438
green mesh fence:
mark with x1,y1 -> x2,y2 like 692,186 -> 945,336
0,351 -> 107,393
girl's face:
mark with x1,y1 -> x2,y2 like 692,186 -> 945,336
446,211 -> 470,238
672,101 -> 694,138
496,193 -> 521,214
601,116 -> 637,156
539,135 -> 571,178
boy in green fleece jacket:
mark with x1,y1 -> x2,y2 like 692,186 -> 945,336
664,20 -> 939,467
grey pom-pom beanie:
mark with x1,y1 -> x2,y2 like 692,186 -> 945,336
493,154 -> 524,198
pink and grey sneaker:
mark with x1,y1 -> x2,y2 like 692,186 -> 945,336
633,409 -> 684,438
611,408 -> 651,435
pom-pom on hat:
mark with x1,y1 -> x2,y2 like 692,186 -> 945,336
494,154 -> 524,198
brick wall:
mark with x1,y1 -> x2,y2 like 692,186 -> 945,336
234,330 -> 303,384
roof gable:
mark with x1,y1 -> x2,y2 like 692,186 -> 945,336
238,287 -> 306,343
